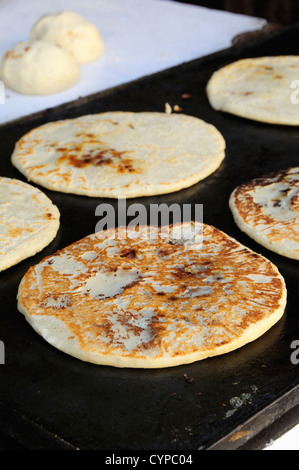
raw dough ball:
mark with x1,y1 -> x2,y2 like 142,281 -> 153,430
0,40 -> 80,95
30,10 -> 105,64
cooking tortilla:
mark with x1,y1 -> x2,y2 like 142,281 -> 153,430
11,111 -> 226,198
229,167 -> 299,260
206,56 -> 299,125
0,177 -> 60,271
17,222 -> 286,368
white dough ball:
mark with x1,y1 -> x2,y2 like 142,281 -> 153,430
0,40 -> 80,95
30,10 -> 105,64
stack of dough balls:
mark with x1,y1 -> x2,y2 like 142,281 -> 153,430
0,10 -> 105,95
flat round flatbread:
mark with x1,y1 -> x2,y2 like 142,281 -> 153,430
206,56 -> 299,125
0,40 -> 80,95
0,177 -> 60,272
229,167 -> 299,260
11,111 -> 226,198
17,222 -> 286,368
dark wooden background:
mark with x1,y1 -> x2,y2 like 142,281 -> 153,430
176,0 -> 299,25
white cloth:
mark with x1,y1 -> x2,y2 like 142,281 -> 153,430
0,0 -> 265,124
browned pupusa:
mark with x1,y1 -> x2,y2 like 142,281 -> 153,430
207,56 -> 299,125
230,167 -> 299,260
0,177 -> 60,271
17,223 -> 286,368
11,111 -> 226,198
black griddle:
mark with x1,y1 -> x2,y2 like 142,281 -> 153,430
0,23 -> 299,451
